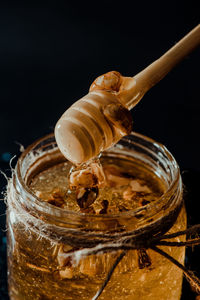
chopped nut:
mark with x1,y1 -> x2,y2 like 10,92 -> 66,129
123,185 -> 152,207
103,165 -> 132,187
69,162 -> 105,189
80,206 -> 96,214
51,188 -> 65,198
130,180 -> 151,193
139,199 -> 150,207
137,249 -> 151,269
76,187 -> 98,209
36,188 -> 66,207
47,197 -> 65,207
89,71 -> 122,93
70,170 -> 98,189
59,267 -> 73,279
90,162 -> 106,187
106,174 -> 131,187
99,200 -> 109,214
123,186 -> 135,200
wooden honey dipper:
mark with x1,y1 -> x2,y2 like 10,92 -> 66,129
55,24 -> 200,165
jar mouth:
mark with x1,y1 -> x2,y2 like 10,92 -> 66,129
15,132 -> 182,226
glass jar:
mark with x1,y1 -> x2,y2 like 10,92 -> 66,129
6,132 -> 186,300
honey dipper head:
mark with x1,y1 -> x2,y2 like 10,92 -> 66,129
55,71 -> 133,165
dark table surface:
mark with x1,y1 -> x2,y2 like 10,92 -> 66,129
0,159 -> 200,299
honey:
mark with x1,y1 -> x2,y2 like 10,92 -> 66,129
7,133 -> 186,300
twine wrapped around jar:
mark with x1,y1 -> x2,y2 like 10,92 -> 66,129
5,133 -> 200,300
6,174 -> 200,300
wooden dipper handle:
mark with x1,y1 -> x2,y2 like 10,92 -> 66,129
117,24 -> 200,109
55,25 -> 200,165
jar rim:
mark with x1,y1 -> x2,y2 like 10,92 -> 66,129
15,132 -> 182,224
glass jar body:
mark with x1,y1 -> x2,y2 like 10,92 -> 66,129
7,133 -> 186,300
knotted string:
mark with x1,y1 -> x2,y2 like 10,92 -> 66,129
89,225 -> 200,299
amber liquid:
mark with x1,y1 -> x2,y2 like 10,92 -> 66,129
7,156 -> 186,300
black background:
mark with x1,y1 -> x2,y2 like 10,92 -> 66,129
0,1 -> 200,299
